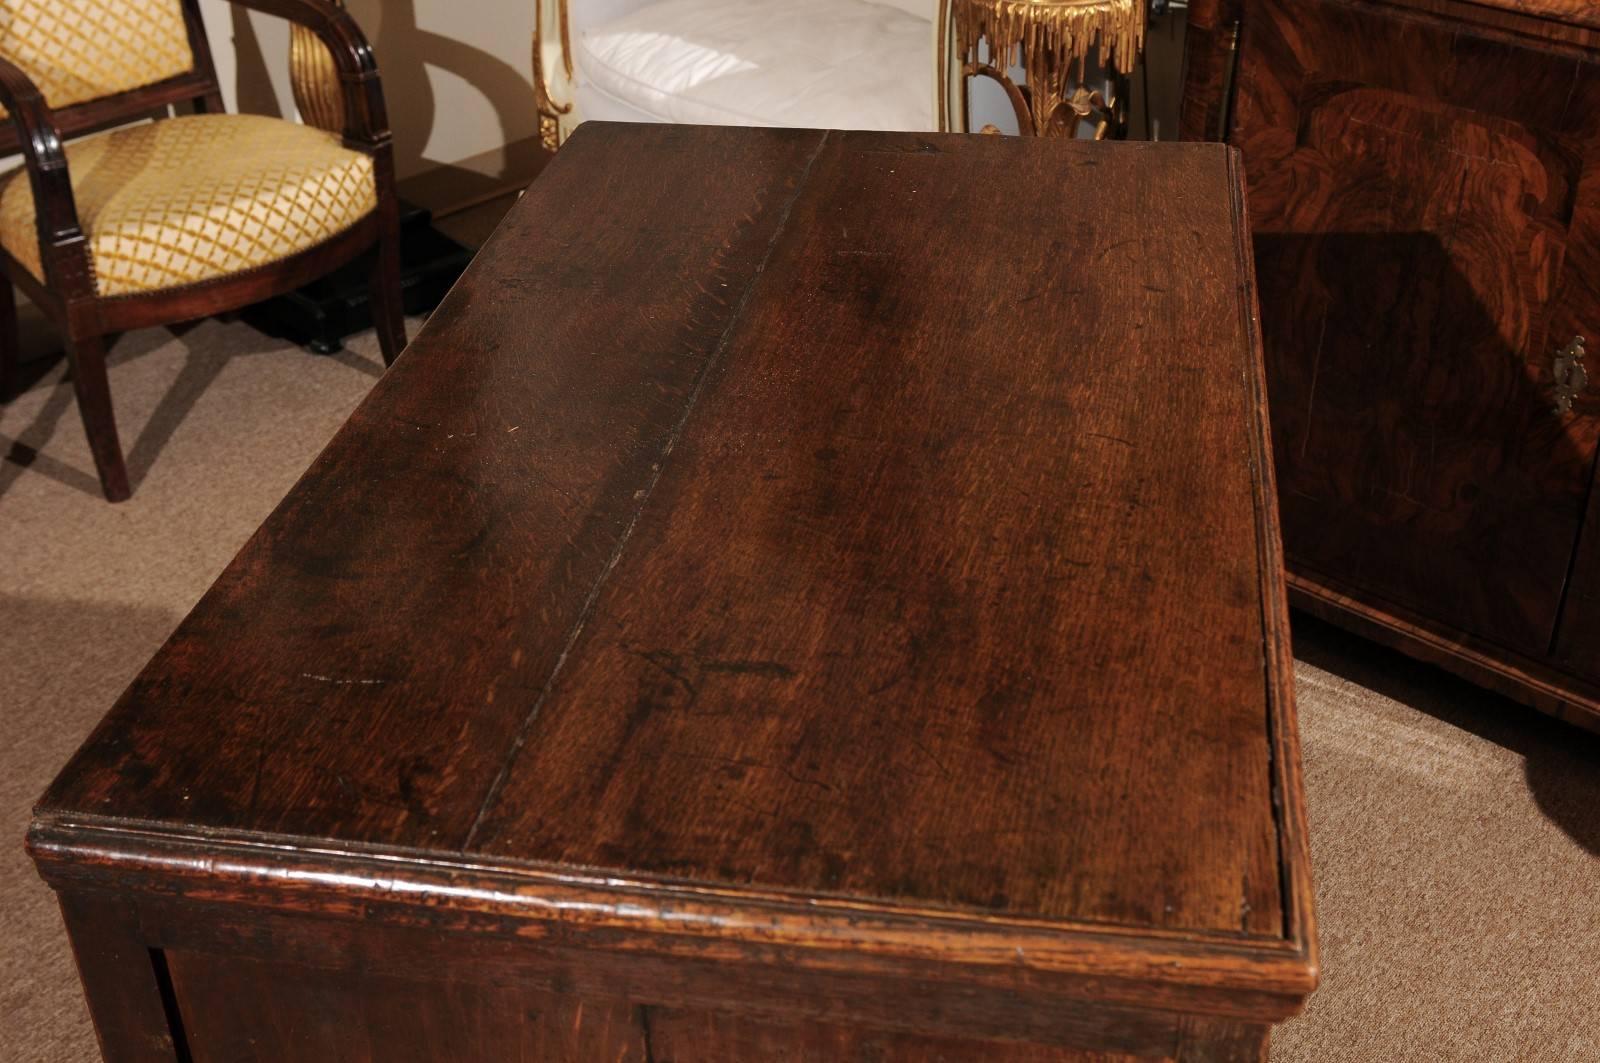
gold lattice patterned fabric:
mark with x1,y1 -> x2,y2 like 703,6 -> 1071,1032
0,0 -> 196,116
0,114 -> 377,296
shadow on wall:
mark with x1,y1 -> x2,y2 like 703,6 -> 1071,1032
229,4 -> 285,119
226,0 -> 537,190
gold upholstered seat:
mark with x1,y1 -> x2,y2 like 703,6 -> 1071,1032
0,114 -> 378,297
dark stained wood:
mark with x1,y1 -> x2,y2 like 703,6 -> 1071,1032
1462,0 -> 1600,33
0,0 -> 405,501
167,952 -> 652,1063
40,123 -> 833,850
467,134 -> 1284,939
30,124 -> 1315,1060
1182,0 -> 1600,729
1234,0 -> 1598,657
642,1008 -> 1142,1061
57,893 -> 185,1063
0,270 -> 15,398
1292,571 -> 1600,733
42,875 -> 1280,1051
1178,0 -> 1243,143
1558,483 -> 1600,683
0,73 -> 219,157
63,334 -> 128,501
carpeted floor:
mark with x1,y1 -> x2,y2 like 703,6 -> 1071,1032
3,311 -> 1598,1061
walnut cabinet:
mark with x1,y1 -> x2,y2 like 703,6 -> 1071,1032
1183,0 -> 1600,729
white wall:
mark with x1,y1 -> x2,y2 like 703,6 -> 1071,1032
198,0 -> 540,181
150,4 -> 1190,183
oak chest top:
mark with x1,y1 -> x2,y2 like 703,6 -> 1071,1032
33,124 -> 1315,1025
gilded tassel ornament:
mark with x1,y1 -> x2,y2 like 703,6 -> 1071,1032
954,0 -> 1145,137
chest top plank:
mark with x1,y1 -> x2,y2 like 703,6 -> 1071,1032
34,123 -> 1313,1016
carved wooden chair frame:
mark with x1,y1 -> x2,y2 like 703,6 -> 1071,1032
0,0 -> 405,501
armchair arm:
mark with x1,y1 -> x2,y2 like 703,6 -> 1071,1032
224,0 -> 390,148
0,58 -> 93,294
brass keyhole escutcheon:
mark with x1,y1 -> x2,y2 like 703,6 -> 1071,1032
1554,335 -> 1588,416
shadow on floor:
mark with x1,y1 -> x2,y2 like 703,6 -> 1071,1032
1292,612 -> 1600,857
0,189 -> 515,502
2,325 -> 231,501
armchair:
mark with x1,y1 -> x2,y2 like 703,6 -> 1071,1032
0,0 -> 405,501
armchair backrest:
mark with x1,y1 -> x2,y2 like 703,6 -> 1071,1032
0,0 -> 196,110
0,0 -> 220,151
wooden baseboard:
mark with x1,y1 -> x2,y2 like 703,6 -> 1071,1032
1288,568 -> 1600,734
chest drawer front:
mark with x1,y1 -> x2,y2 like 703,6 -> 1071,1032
1230,0 -> 1600,657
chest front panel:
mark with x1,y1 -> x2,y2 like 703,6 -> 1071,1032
1230,0 -> 1600,656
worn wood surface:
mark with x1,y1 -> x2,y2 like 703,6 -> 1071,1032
162,948 -> 1166,1062
152,948 -> 1273,1061
1458,0 -> 1600,33
32,124 -> 1314,1059
467,134 -> 1285,938
1182,0 -> 1600,728
57,893 -> 185,1063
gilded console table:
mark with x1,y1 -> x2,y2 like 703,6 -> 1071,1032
952,0 -> 1145,137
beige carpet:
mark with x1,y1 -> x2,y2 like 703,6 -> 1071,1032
3,316 -> 1598,1062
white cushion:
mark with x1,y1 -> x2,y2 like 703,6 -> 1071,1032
576,0 -> 934,131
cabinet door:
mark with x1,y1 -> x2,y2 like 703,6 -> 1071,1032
1556,481 -> 1600,678
1232,0 -> 1600,656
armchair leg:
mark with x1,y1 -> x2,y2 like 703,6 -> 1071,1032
0,279 -> 17,401
67,334 -> 130,502
369,206 -> 407,367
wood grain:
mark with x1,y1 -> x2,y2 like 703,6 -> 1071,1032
468,134 -> 1285,939
1183,0 -> 1600,728
1232,0 -> 1600,656
1558,483 -> 1600,683
155,942 -> 1261,1061
1460,0 -> 1600,33
57,893 -> 184,1063
39,122 -> 830,846
167,952 -> 652,1063
1292,570 -> 1600,732
31,124 -> 1315,1058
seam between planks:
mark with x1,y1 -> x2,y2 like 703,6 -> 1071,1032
460,129 -> 834,852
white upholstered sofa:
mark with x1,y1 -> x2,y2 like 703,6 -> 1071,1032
533,0 -> 956,145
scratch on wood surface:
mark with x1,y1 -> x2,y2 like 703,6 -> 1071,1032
460,130 -> 834,852
300,673 -> 387,686
1299,313 -> 1328,461
699,658 -> 797,678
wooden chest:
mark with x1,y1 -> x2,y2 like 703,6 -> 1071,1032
31,124 -> 1316,1061
1185,0 -> 1600,729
